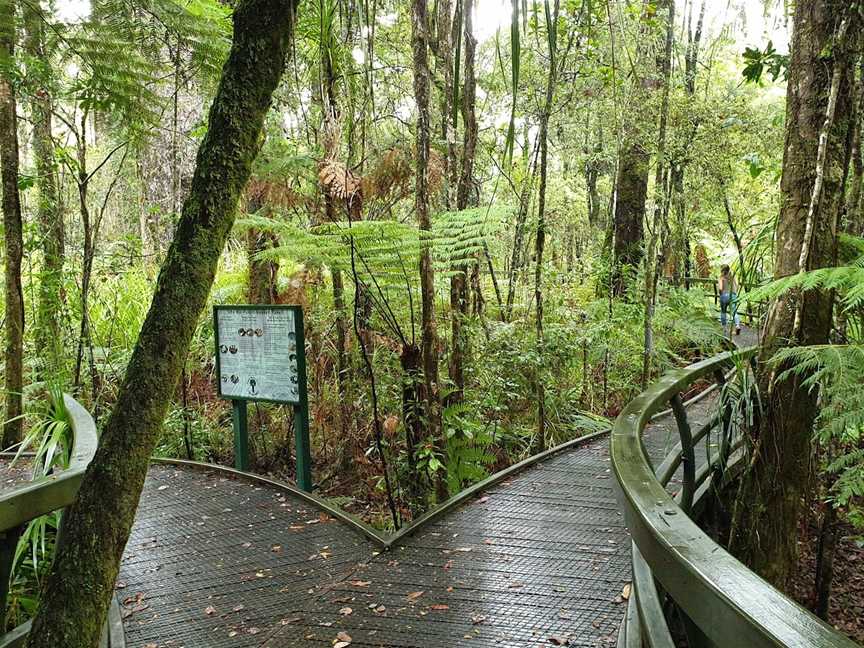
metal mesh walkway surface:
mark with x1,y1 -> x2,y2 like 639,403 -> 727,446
119,439 -> 632,648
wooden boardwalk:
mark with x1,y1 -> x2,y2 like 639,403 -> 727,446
118,333 -> 757,647
119,441 -> 630,647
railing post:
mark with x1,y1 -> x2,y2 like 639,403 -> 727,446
670,394 -> 695,514
0,525 -> 23,630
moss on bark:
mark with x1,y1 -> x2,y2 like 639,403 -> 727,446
729,0 -> 860,589
0,0 -> 25,449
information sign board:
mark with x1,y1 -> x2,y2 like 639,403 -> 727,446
213,305 -> 312,491
214,305 -> 302,404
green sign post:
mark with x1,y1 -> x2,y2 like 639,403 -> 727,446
213,305 -> 312,491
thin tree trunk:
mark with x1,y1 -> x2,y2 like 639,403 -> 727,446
814,501 -> 838,620
448,0 -> 476,407
722,186 -> 747,288
532,0 -> 559,455
641,0 -> 674,388
669,0 -> 703,283
25,3 -> 299,645
24,3 -> 65,382
433,0 -> 454,209
411,0 -> 445,501
847,59 -> 863,233
0,0 -> 25,448
729,1 -> 860,589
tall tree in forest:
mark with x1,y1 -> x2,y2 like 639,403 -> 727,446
611,0 -> 664,295
411,0 -> 445,499
729,0 -> 861,589
640,0 -> 673,387
448,0 -> 477,406
847,58 -> 863,233
25,1 -> 299,645
0,0 -> 24,448
24,0 -> 65,380
669,0 -> 705,281
531,0 -> 560,453
317,0 -> 353,458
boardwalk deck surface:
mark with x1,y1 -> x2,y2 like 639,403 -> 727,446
0,457 -> 34,492
120,441 -> 630,648
119,333 -> 755,647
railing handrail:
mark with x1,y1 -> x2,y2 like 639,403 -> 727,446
0,396 -> 122,648
611,347 -> 859,648
0,396 -> 99,532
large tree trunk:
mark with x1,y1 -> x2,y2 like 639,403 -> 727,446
411,0 -> 445,501
611,0 -> 672,296
729,0 -> 859,589
25,2 -> 298,645
24,2 -> 65,382
611,149 -> 648,295
0,0 -> 24,449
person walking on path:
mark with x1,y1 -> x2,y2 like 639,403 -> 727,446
719,264 -> 741,336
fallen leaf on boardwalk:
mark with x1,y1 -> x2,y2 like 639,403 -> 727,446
349,580 -> 370,587
548,635 -> 570,645
306,518 -> 320,525
430,604 -> 449,611
233,604 -> 245,612
471,615 -> 486,625
120,592 -> 149,618
271,544 -> 282,552
406,591 -> 425,602
477,496 -> 489,504
508,581 -> 523,588
621,584 -> 631,600
334,630 -> 352,647
242,542 -> 252,548
248,627 -> 260,635
280,617 -> 302,625
339,607 -> 353,616
453,547 -> 472,553
228,631 -> 238,637
204,605 -> 217,615
157,485 -> 169,491
374,605 -> 386,613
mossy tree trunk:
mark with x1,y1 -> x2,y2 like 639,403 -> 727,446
729,0 -> 860,590
411,0 -> 446,501
23,1 -> 65,382
0,0 -> 24,449
25,1 -> 299,645
611,0 -> 665,296
847,59 -> 863,234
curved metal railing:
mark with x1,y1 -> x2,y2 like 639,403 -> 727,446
611,348 -> 859,648
0,396 -> 123,648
